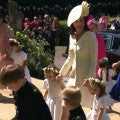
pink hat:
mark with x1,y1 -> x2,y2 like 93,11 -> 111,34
87,18 -> 94,26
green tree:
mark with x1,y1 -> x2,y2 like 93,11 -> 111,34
15,31 -> 53,79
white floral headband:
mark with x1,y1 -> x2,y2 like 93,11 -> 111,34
88,77 -> 105,87
43,67 -> 59,74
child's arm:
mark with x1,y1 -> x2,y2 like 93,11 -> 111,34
43,90 -> 48,98
96,107 -> 104,120
59,81 -> 65,90
83,79 -> 92,93
57,78 -> 65,90
43,79 -> 48,98
1,54 -> 13,61
112,60 -> 120,69
22,52 -> 28,67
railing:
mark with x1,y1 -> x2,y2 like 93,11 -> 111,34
98,31 -> 120,51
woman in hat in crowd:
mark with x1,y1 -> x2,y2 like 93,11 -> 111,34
56,1 -> 98,119
87,18 -> 106,77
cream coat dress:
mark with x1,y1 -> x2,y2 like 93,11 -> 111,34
59,31 -> 98,108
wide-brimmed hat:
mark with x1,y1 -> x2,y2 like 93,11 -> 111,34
67,1 -> 89,27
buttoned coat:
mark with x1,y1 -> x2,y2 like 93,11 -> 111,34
60,31 -> 98,107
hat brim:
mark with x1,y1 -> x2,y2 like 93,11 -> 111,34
67,5 -> 82,27
67,1 -> 89,27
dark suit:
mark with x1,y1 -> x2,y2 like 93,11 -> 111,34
12,81 -> 52,120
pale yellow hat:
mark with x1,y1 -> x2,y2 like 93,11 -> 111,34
67,1 -> 89,27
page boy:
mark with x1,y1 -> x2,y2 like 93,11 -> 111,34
61,86 -> 87,120
0,64 -> 52,120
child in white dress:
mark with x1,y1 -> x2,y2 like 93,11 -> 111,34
43,64 -> 65,120
86,78 -> 110,120
9,39 -> 31,82
98,57 -> 115,112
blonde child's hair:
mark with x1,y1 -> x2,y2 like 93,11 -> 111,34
9,38 -> 23,48
62,86 -> 81,107
0,64 -> 25,85
43,64 -> 59,75
88,77 -> 106,97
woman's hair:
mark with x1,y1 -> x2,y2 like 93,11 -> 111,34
69,16 -> 90,35
89,78 -> 106,97
43,64 -> 59,75
62,86 -> 81,107
0,64 -> 25,85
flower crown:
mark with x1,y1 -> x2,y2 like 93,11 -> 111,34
9,38 -> 23,48
88,77 -> 105,87
43,66 -> 59,75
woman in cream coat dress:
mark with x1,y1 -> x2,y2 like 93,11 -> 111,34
57,1 -> 98,108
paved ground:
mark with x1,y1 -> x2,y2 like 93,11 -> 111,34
0,49 -> 120,120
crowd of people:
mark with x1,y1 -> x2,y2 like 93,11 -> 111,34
0,1 -> 120,120
22,15 -> 60,43
22,15 -> 61,57
1,1 -> 61,58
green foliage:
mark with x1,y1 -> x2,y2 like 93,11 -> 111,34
59,20 -> 67,26
15,31 -> 53,79
59,20 -> 69,46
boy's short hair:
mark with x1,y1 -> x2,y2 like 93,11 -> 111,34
0,64 -> 25,85
62,86 -> 81,106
